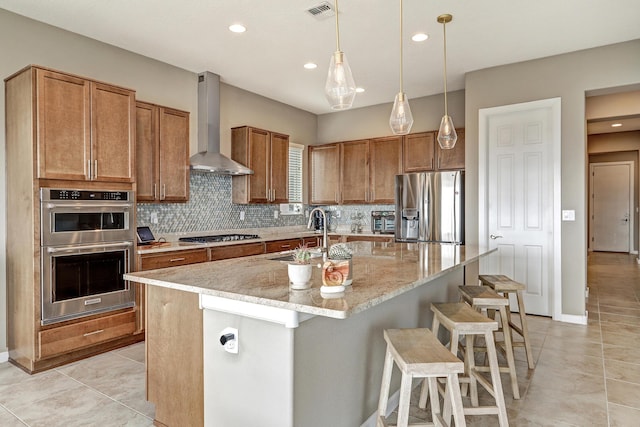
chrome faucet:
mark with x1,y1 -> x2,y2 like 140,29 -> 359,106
307,207 -> 328,261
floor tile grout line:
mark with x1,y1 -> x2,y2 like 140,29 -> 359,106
54,369 -> 154,421
0,401 -> 30,426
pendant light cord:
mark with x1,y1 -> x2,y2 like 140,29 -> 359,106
334,0 -> 341,51
399,0 -> 404,93
442,19 -> 448,116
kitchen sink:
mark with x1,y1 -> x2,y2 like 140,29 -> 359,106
268,252 -> 322,262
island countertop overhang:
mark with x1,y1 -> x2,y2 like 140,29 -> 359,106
125,242 -> 495,320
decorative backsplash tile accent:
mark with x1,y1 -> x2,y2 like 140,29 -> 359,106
137,171 -> 394,235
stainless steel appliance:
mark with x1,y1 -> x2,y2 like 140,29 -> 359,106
371,210 -> 395,234
395,171 -> 464,243
40,188 -> 135,325
178,234 -> 260,243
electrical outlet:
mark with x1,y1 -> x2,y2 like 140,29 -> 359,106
150,212 -> 158,224
273,210 -> 279,219
240,211 -> 245,221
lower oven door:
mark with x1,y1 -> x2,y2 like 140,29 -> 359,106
41,241 -> 135,325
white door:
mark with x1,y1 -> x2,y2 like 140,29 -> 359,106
590,162 -> 633,252
479,98 -> 561,317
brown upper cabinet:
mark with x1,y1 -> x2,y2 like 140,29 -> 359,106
310,136 -> 402,205
309,143 -> 340,205
231,126 -> 289,204
402,129 -> 465,172
35,68 -> 135,183
136,102 -> 190,202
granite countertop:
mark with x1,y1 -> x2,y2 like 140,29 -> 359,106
125,241 -> 494,320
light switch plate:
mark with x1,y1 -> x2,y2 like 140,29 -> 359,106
562,210 -> 575,221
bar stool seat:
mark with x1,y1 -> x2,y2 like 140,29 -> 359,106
424,302 -> 509,427
377,328 -> 466,427
479,274 -> 535,369
458,285 -> 520,399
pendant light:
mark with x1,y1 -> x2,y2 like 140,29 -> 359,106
389,0 -> 413,135
436,14 -> 457,149
325,0 -> 356,110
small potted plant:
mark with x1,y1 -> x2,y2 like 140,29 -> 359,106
288,243 -> 313,289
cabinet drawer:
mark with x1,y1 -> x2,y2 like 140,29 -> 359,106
301,236 -> 320,248
345,235 -> 394,243
140,248 -> 208,270
210,242 -> 265,261
39,311 -> 136,359
265,239 -> 301,253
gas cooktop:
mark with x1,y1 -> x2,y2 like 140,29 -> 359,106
178,234 -> 260,243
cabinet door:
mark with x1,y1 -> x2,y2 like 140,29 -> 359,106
91,82 -> 135,182
341,140 -> 369,204
270,132 -> 289,203
309,144 -> 340,205
370,136 -> 402,203
135,102 -> 158,201
36,69 -> 91,180
159,107 -> 190,201
436,128 -> 465,170
403,132 -> 435,172
247,128 -> 270,203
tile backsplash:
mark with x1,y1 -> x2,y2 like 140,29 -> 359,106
137,172 -> 393,235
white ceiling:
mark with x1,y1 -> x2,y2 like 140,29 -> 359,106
1,0 -> 640,115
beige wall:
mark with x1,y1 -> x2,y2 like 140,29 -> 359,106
465,39 -> 640,317
317,90 -> 465,144
0,9 -> 316,354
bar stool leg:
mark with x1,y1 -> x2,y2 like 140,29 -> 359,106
515,290 -> 535,369
498,305 -> 520,399
484,331 -> 509,427
397,372 -> 413,427
464,334 -> 479,407
447,373 -> 466,427
377,348 -> 394,424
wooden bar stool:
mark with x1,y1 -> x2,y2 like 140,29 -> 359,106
424,303 -> 509,427
458,285 -> 520,399
479,274 -> 535,369
377,328 -> 466,427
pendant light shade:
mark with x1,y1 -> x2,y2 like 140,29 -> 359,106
325,0 -> 356,110
436,14 -> 457,149
389,0 -> 413,135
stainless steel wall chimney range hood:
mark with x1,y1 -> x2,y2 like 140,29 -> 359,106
189,71 -> 253,175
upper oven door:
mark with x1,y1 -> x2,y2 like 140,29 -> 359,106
41,201 -> 133,246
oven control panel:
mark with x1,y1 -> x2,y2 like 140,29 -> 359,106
46,189 -> 129,201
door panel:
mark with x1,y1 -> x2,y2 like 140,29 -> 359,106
481,101 -> 556,316
590,162 -> 632,252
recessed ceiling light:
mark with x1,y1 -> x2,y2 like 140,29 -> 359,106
304,62 -> 317,70
412,33 -> 429,42
611,123 -> 623,127
356,87 -> 365,93
229,24 -> 246,33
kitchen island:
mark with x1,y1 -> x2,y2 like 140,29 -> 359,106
124,241 -> 494,427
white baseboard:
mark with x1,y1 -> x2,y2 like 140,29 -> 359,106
0,351 -> 8,363
556,312 -> 588,325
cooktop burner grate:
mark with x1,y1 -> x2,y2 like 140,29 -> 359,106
179,234 -> 260,243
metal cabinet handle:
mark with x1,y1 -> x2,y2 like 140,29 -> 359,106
490,234 -> 503,240
153,184 -> 157,200
94,160 -> 98,180
161,184 -> 166,200
170,257 -> 186,262
83,329 -> 104,337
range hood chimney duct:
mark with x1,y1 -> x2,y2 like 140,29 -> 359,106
190,71 -> 253,175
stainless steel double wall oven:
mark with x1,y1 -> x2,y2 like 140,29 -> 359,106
40,188 -> 135,325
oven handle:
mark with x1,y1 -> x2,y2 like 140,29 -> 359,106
46,241 -> 133,254
44,203 -> 132,210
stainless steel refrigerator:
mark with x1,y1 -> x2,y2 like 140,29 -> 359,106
395,171 -> 464,243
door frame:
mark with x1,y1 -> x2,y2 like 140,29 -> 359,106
589,161 -> 634,253
478,97 -> 563,321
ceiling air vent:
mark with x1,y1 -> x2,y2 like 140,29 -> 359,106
307,2 -> 335,20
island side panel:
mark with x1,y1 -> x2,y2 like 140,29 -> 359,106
146,286 -> 204,426
293,270 -> 462,427
203,311 -> 295,427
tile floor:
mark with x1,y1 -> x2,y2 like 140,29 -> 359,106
0,251 -> 638,426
